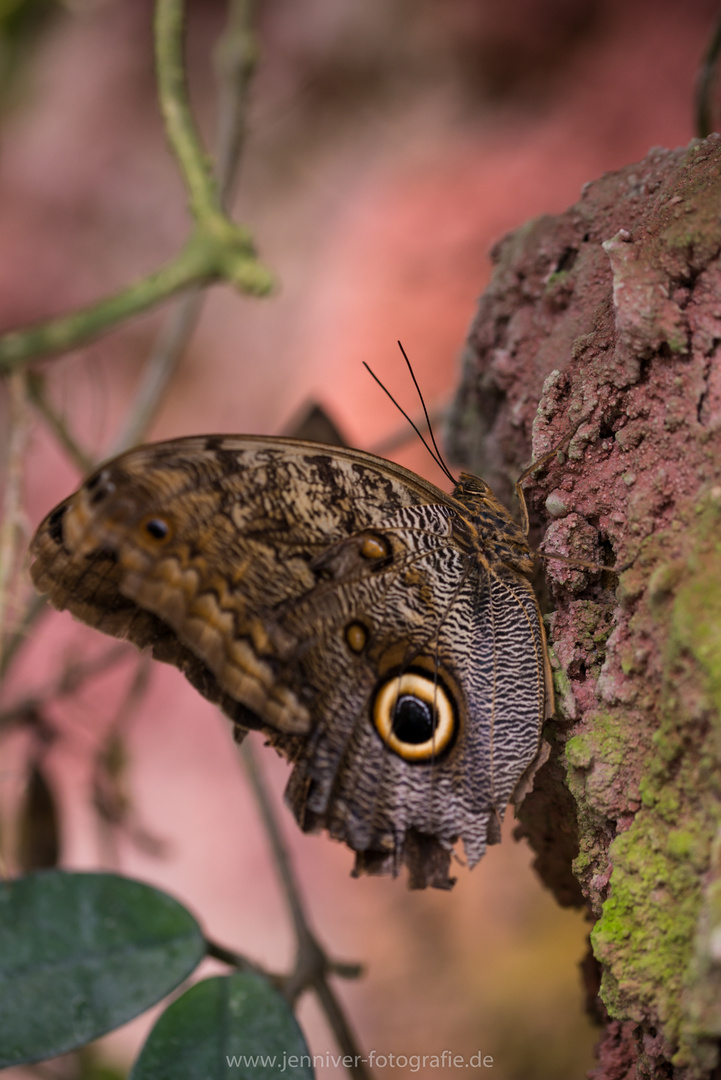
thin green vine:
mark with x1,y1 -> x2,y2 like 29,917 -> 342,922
0,0 -> 272,373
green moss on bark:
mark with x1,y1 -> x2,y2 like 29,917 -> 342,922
589,491 -> 721,1070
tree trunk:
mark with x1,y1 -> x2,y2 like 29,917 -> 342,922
447,133 -> 721,1079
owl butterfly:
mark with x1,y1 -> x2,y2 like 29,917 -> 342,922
29,434 -> 553,889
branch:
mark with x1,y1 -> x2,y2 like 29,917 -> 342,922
109,285 -> 204,455
240,739 -> 371,1080
0,593 -> 47,682
0,0 -> 273,375
0,643 -> 133,732
155,0 -> 219,222
0,371 -> 31,670
213,0 -> 259,208
205,937 -> 273,979
1,0 -> 266,684
26,373 -> 95,473
111,0 -> 260,454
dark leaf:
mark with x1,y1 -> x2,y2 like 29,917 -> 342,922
0,871 -> 206,1066
131,973 -> 315,1080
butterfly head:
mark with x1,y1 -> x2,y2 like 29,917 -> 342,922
453,473 -> 492,499
450,472 -> 534,570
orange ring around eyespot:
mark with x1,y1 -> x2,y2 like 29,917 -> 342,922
373,670 -> 456,761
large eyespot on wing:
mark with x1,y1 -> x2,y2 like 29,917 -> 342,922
283,554 -> 550,889
372,667 -> 458,761
284,654 -> 479,891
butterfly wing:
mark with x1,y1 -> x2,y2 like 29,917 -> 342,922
30,434 -> 550,888
30,436 -> 437,726
279,517 -> 550,887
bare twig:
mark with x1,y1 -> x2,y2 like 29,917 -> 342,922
240,738 -> 371,1080
0,242 -> 236,371
155,0 -> 220,222
2,0 -> 266,676
0,593 -> 47,682
213,0 -> 259,208
0,372 -> 32,670
92,654 -> 168,864
314,977 -> 372,1075
240,740 -> 315,945
109,286 -> 203,455
112,0 -> 260,454
206,937 -> 272,978
26,373 -> 95,473
0,0 -> 272,374
0,643 -> 132,732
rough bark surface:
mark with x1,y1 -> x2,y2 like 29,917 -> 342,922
447,134 -> 721,1079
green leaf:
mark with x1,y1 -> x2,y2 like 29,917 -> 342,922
131,973 -> 315,1080
0,871 -> 206,1066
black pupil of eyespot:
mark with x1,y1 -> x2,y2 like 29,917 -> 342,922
392,695 -> 436,745
145,518 -> 169,540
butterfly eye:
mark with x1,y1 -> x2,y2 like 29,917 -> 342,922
141,515 -> 173,543
372,670 -> 457,761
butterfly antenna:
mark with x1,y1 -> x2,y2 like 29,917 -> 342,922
363,352 -> 457,486
395,342 -> 456,483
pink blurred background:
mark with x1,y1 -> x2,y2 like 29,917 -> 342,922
1,0 -> 719,1076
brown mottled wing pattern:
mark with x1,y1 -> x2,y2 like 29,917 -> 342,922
29,435 -> 550,888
